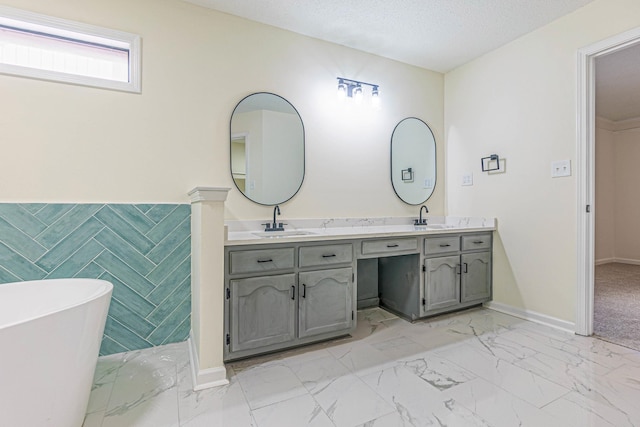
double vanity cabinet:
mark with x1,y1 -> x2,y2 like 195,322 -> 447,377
224,223 -> 493,361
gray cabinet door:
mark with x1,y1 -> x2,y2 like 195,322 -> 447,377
461,252 -> 492,303
230,274 -> 296,352
298,268 -> 353,339
424,255 -> 460,311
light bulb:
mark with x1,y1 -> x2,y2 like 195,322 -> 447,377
371,86 -> 380,108
353,84 -> 363,104
337,79 -> 347,100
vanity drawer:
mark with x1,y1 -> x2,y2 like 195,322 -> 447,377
229,248 -> 295,274
299,244 -> 353,268
424,236 -> 460,255
461,234 -> 492,251
362,238 -> 418,255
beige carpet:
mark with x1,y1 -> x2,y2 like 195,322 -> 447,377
594,262 -> 640,351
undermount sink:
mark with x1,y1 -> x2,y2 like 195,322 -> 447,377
252,230 -> 316,238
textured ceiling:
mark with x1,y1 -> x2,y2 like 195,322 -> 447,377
596,43 -> 640,122
184,0 -> 595,73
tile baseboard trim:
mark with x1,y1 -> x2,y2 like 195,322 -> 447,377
188,334 -> 229,391
483,301 -> 575,333
595,257 -> 616,265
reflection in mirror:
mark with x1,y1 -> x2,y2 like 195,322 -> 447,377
230,93 -> 305,205
390,117 -> 437,205
231,133 -> 248,192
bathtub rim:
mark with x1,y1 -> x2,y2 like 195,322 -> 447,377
0,278 -> 113,331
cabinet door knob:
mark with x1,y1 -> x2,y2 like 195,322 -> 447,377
302,284 -> 306,298
386,244 -> 399,248
473,241 -> 484,244
463,263 -> 468,273
322,254 -> 336,258
257,259 -> 273,263
439,244 -> 451,247
291,285 -> 295,300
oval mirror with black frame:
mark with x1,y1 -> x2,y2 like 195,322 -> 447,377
230,92 -> 305,205
390,117 -> 437,205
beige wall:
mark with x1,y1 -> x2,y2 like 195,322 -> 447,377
613,126 -> 640,262
595,119 -> 640,264
595,122 -> 616,263
445,0 -> 640,323
0,0 -> 444,220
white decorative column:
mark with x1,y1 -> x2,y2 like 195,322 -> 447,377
188,187 -> 230,390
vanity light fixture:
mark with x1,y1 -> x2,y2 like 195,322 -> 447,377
336,77 -> 380,106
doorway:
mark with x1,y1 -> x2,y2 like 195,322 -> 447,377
577,27 -> 640,337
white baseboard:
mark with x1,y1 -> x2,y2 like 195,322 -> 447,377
612,258 -> 640,266
595,257 -> 640,266
483,301 -> 575,333
188,333 -> 229,391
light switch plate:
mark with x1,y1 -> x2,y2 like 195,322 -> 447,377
462,173 -> 473,186
551,160 -> 571,178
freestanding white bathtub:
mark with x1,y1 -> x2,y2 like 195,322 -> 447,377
0,278 -> 113,427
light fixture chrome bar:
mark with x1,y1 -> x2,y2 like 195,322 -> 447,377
336,77 -> 378,88
336,77 -> 380,105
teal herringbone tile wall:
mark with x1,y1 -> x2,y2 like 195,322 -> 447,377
0,203 -> 191,355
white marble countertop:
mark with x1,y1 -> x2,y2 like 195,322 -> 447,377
225,216 -> 496,246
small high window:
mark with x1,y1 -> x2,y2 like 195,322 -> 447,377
0,6 -> 140,92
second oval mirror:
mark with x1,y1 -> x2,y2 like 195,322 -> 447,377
390,117 -> 437,205
230,92 -> 305,205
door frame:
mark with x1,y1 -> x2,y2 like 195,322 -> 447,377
576,27 -> 640,335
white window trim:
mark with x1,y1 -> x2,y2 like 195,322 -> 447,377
0,5 -> 141,93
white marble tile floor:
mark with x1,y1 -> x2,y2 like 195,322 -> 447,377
83,307 -> 640,427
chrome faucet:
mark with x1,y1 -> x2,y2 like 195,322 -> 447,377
414,205 -> 429,225
264,205 -> 285,232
